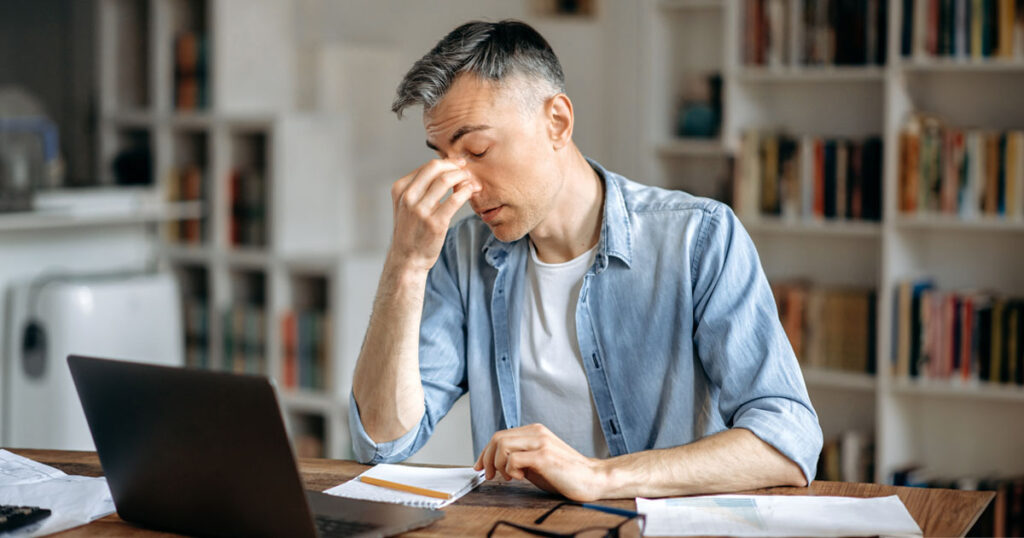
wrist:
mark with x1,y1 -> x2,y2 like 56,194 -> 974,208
593,457 -> 621,499
383,253 -> 432,283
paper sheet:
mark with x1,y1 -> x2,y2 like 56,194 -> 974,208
0,450 -> 115,537
636,494 -> 923,537
324,464 -> 484,509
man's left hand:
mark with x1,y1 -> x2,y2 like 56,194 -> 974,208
473,423 -> 610,502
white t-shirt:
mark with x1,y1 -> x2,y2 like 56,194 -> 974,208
518,241 -> 610,459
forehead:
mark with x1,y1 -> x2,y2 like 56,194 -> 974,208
423,75 -> 519,142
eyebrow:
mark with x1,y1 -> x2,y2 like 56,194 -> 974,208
425,124 -> 492,152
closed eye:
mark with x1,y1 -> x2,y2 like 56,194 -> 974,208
468,149 -> 488,159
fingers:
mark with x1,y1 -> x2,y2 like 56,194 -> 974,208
505,451 -> 544,481
476,425 -> 550,481
435,181 -> 478,223
400,159 -> 465,208
418,167 -> 473,210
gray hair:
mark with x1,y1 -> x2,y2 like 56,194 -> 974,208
392,20 -> 566,118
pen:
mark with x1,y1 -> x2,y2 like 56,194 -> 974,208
358,475 -> 452,500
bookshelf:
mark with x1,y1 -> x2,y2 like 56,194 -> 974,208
96,0 -> 383,460
645,0 -> 1024,489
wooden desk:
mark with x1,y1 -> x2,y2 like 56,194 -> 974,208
12,449 -> 992,537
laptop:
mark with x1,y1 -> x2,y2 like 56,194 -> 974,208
67,355 -> 444,537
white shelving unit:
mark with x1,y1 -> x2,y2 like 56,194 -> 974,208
96,0 -> 384,460
647,0 -> 1024,484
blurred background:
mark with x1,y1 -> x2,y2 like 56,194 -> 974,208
1,1 -> 1022,533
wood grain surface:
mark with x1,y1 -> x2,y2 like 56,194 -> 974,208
8,448 -> 993,537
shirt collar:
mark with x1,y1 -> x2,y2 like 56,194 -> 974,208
483,157 -> 633,270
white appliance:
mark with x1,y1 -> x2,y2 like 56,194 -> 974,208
3,272 -> 183,450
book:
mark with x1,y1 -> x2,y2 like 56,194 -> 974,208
325,464 -> 485,509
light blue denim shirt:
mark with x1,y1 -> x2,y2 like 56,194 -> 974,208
350,158 -> 823,482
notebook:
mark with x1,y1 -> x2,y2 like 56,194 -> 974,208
324,464 -> 485,509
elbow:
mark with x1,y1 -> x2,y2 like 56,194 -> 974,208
783,458 -> 810,487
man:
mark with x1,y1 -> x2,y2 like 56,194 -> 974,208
350,20 -> 822,502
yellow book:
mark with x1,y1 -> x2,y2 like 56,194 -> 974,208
1007,131 -> 1022,219
1008,307 -> 1018,385
972,0 -> 984,59
999,0 -> 1016,58
985,133 -> 999,215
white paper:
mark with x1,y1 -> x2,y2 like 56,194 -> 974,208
324,464 -> 484,509
636,494 -> 923,537
0,450 -> 115,537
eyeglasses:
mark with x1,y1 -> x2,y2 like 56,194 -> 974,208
487,501 -> 646,538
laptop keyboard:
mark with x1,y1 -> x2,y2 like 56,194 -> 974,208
0,505 -> 52,532
314,515 -> 382,537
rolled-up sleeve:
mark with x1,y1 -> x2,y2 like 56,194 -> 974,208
348,230 -> 469,464
690,204 -> 823,483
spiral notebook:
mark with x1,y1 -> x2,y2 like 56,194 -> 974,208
324,464 -> 485,509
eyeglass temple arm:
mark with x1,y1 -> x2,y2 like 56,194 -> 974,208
535,502 -> 642,524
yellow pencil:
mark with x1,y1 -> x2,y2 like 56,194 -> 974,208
358,475 -> 452,500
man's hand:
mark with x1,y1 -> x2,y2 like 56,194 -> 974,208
389,159 -> 479,274
473,423 -> 610,502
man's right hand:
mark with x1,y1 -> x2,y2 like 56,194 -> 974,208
388,159 -> 479,274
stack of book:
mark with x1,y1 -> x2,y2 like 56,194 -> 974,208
280,309 -> 331,391
174,30 -> 208,110
900,0 -> 1024,60
772,282 -> 878,374
890,471 -> 1024,535
228,167 -> 267,247
165,165 -> 206,243
734,131 -> 883,222
818,430 -> 875,482
183,298 -> 209,369
222,304 -> 266,375
893,280 -> 1024,384
744,0 -> 889,67
899,114 -> 1024,219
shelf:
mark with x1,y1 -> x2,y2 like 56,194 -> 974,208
891,378 -> 1024,403
742,216 -> 883,238
656,138 -> 730,158
106,110 -> 156,127
159,242 -> 213,263
225,248 -> 273,268
735,66 -> 887,83
901,59 -> 1024,73
802,368 -> 876,392
0,201 -> 202,233
894,215 -> 1024,234
658,0 -> 722,9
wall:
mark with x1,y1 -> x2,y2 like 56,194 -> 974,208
295,0 -> 644,181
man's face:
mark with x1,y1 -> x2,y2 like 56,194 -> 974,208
424,74 -> 563,242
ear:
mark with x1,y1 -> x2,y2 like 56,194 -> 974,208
546,93 -> 574,150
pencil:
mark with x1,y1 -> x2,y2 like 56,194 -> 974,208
359,475 -> 452,500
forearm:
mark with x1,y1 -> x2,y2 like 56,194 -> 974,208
351,256 -> 429,443
599,428 -> 807,499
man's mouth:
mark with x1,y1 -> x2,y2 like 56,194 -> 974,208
479,205 -> 503,223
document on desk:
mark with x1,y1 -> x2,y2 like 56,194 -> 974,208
636,494 -> 922,537
324,464 -> 485,509
0,450 -> 115,537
